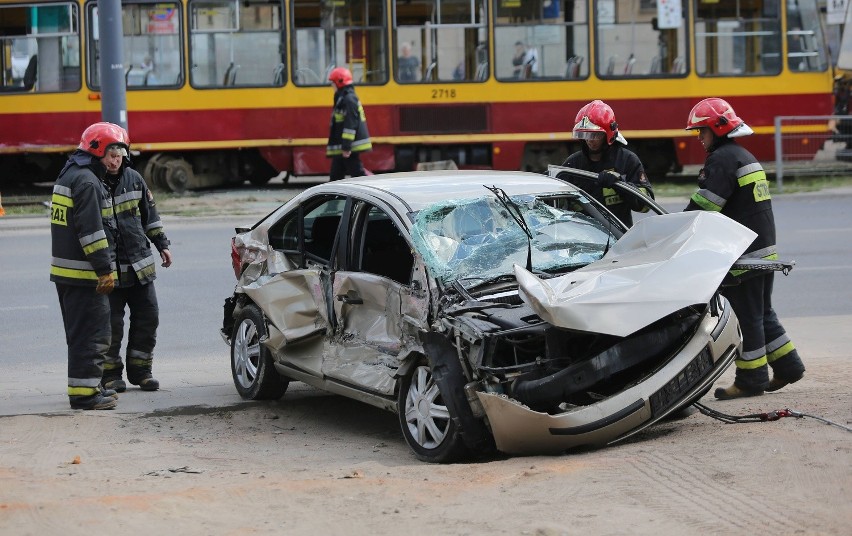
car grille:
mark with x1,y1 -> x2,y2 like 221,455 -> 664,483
649,345 -> 713,417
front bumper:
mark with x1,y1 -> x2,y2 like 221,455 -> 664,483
476,300 -> 741,455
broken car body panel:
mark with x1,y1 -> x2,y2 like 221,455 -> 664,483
477,300 -> 740,454
516,211 -> 757,337
223,171 -> 751,461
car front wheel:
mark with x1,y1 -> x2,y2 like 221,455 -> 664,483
398,362 -> 467,463
231,303 -> 288,400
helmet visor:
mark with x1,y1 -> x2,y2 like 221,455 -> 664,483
573,130 -> 605,141
105,144 -> 128,157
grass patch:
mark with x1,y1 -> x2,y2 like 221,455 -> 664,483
653,173 -> 852,198
4,174 -> 851,219
769,174 -> 852,193
0,198 -> 50,217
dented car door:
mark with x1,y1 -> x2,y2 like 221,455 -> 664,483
324,204 -> 427,395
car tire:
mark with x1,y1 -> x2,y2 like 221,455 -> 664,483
398,359 -> 469,463
230,303 -> 288,400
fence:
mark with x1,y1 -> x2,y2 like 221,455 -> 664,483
774,115 -> 852,191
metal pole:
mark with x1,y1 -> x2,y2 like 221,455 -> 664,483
97,0 -> 127,130
774,115 -> 784,193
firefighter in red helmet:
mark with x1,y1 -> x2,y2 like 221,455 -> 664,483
559,100 -> 653,226
50,122 -> 126,409
326,67 -> 372,180
684,97 -> 805,399
98,121 -> 172,395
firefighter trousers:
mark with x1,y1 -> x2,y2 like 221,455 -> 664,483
330,152 -> 366,181
104,279 -> 159,383
55,283 -> 110,406
722,272 -> 805,391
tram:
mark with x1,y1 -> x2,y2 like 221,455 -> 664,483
0,0 -> 834,191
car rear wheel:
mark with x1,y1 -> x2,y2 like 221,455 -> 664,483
231,304 -> 288,400
398,361 -> 468,463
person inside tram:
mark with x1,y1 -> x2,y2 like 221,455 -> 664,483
398,42 -> 421,82
512,40 -> 538,79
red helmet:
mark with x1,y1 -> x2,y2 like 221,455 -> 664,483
685,97 -> 753,138
328,67 -> 353,89
78,122 -> 130,157
572,100 -> 626,145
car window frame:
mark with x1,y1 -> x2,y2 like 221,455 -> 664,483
347,199 -> 415,286
268,194 -> 348,268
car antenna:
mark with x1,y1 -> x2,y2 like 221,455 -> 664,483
484,185 -> 533,272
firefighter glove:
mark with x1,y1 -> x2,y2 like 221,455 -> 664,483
597,170 -> 622,187
96,273 -> 115,295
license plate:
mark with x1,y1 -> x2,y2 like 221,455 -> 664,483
649,346 -> 713,416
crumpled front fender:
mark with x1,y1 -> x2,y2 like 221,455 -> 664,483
476,299 -> 741,455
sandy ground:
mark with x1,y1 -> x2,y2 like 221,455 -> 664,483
1,317 -> 850,536
1,187 -> 850,535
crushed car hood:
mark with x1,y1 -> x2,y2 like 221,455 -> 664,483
515,211 -> 757,337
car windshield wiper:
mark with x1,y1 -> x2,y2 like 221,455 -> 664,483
484,185 -> 533,272
456,273 -> 517,290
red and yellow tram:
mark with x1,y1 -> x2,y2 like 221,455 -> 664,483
0,0 -> 834,191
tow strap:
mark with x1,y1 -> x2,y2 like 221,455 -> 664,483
693,402 -> 852,433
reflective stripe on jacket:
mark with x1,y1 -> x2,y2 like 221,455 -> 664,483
685,139 -> 776,256
50,150 -> 117,286
107,165 -> 170,287
327,85 -> 372,155
561,143 -> 654,227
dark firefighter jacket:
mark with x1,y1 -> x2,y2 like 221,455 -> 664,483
561,143 -> 654,226
105,162 -> 170,287
684,138 -> 776,260
326,85 -> 372,156
50,150 -> 117,286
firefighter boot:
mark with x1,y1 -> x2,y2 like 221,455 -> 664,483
102,376 -> 127,393
714,383 -> 764,400
715,362 -> 769,400
100,385 -> 119,400
766,349 -> 806,392
129,371 -> 159,391
70,393 -> 117,410
766,370 -> 805,392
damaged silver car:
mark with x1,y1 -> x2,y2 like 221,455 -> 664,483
222,170 -> 758,463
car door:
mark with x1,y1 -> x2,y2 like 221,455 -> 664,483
245,195 -> 346,377
324,201 -> 429,396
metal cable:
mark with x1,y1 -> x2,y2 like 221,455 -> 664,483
693,402 -> 852,433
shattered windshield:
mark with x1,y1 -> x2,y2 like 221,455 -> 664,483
410,192 -> 616,285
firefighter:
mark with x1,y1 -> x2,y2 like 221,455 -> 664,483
326,67 -> 372,181
684,97 -> 806,399
560,100 -> 654,226
100,134 -> 172,393
50,122 -> 124,410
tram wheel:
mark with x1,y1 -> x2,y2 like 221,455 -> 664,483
164,159 -> 193,194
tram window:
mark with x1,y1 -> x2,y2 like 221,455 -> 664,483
189,0 -> 285,88
594,0 -> 687,79
87,2 -> 183,89
0,3 -> 80,93
393,0 -> 487,83
786,0 -> 828,73
493,1 -> 588,82
694,0 -> 782,77
293,0 -> 387,87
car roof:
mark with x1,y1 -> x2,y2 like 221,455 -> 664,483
308,171 -> 578,212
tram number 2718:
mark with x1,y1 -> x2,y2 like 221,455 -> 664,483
431,88 -> 457,99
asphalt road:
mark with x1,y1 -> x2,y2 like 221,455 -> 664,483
1,186 -> 850,416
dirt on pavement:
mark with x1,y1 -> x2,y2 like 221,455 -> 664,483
1,186 -> 850,535
1,325 -> 850,536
